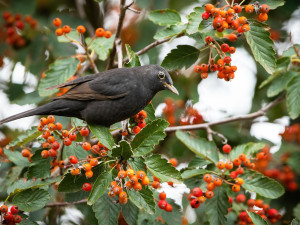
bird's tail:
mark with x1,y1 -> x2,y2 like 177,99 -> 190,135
0,104 -> 53,125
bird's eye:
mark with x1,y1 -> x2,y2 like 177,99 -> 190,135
158,71 -> 165,79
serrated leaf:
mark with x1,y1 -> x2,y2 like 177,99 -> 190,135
186,7 -> 205,34
112,140 -> 133,160
293,203 -> 300,220
144,103 -> 156,122
87,36 -> 114,61
122,200 -> 139,225
283,44 -> 300,57
161,45 -> 200,70
291,218 -> 300,225
230,142 -> 265,159
176,130 -> 219,164
38,57 -> 79,96
131,119 -> 169,157
241,169 -> 284,199
205,187 -> 230,225
128,157 -> 146,172
88,124 -> 114,149
287,76 -> 300,119
188,156 -> 211,169
128,188 -> 155,215
57,31 -> 80,43
4,149 -> 29,167
154,24 -> 185,40
247,211 -> 269,225
88,171 -> 112,205
7,127 -> 43,148
92,193 -> 121,225
181,169 -> 209,179
27,149 -> 51,179
12,189 -> 51,212
267,71 -> 298,97
250,0 -> 285,9
145,154 -> 182,183
63,142 -> 89,159
7,177 -> 60,195
198,19 -> 214,34
58,164 -> 104,192
245,21 -> 276,74
124,44 -> 141,68
148,9 -> 181,26
19,219 -> 39,225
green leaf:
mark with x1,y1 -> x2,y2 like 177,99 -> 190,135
63,142 -> 90,159
131,119 -> 169,157
38,57 -> 79,96
27,149 -> 51,179
250,0 -> 285,9
188,156 -> 211,169
198,19 -> 214,34
245,21 -> 276,74
128,158 -> 146,172
58,164 -> 104,192
287,152 -> 300,174
57,31 -> 80,43
128,187 -> 155,215
283,44 -> 300,57
88,124 -> 115,149
154,24 -> 185,40
112,140 -> 133,160
7,127 -> 43,148
176,130 -> 219,164
181,169 -> 209,179
287,76 -> 300,119
87,36 -> 114,61
161,45 -> 200,70
145,154 -> 182,183
11,0 -> 36,14
12,189 -> 51,212
154,197 -> 182,225
124,44 -> 141,68
4,149 -> 29,167
92,193 -> 121,225
267,71 -> 298,97
241,169 -> 284,199
230,142 -> 265,159
291,218 -> 300,225
186,7 -> 205,34
88,171 -> 112,205
247,211 -> 269,225
293,203 -> 300,220
205,187 -> 230,225
7,177 -> 60,195
121,200 -> 139,225
144,104 -> 156,122
148,9 -> 181,26
19,219 -> 39,225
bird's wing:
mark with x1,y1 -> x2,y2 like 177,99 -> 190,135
46,74 -> 97,90
55,70 -> 135,101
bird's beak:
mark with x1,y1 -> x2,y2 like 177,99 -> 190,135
163,83 -> 179,95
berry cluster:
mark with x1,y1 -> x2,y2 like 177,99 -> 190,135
2,11 -> 38,48
280,123 -> 300,143
188,187 -> 207,209
53,17 -> 112,38
0,205 -> 22,224
157,192 -> 173,212
129,110 -> 148,135
163,98 -> 203,126
194,38 -> 237,81
229,195 -> 282,224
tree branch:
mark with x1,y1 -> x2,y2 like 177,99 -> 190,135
106,0 -> 128,69
164,94 -> 285,132
45,199 -> 87,207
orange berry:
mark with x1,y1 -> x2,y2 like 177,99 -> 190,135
213,178 -> 222,186
83,163 -> 92,171
205,191 -> 214,199
48,149 -> 57,157
53,18 -> 62,27
105,31 -> 112,38
41,150 -> 49,158
205,4 -> 215,13
233,158 -> 241,166
111,181 -> 118,188
62,25 -> 71,33
58,160 -> 65,168
37,124 -> 44,131
159,192 -> 166,200
90,158 -> 98,167
233,5 -> 242,13
82,142 -> 91,151
71,168 -> 80,175
206,182 -> 215,191
235,178 -> 244,185
204,174 -> 212,183
85,170 -> 93,179
126,169 -> 135,177
228,33 -> 237,42
236,167 -> 244,174
40,117 -> 48,125
153,176 -> 160,182
260,4 -> 269,13
125,181 -> 133,189
141,176 -> 150,186
108,191 -> 115,198
55,28 -> 63,36
47,136 -> 55,143
133,182 -> 142,191
232,184 -> 240,192
225,161 -> 233,170
238,16 -> 247,25
77,25 -> 86,33
136,171 -> 146,179
258,13 -> 268,22
255,199 -> 264,208
95,28 -> 105,37
47,123 -> 55,131
249,163 -> 255,169
119,191 -> 127,199
62,130 -> 69,137
152,181 -> 160,189
243,159 -> 251,167
239,153 -> 246,161
21,149 -> 31,157
118,170 -> 127,179
169,158 -> 178,167
245,5 -> 254,13
198,196 -> 206,203
217,161 -> 225,170
55,122 -> 62,130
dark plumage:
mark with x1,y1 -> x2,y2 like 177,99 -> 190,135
0,65 -> 178,126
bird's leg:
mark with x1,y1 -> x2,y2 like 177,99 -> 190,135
121,119 -> 129,140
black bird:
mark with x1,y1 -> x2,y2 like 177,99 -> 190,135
0,65 -> 178,127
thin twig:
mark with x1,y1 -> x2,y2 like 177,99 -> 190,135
116,38 -> 123,68
107,0 -> 128,69
164,94 -> 285,132
127,7 -> 141,14
290,32 -> 300,58
45,199 -> 88,207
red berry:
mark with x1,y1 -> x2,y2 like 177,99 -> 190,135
41,150 -> 49,158
14,214 -> 22,223
0,205 -> 8,213
158,200 -> 167,209
69,132 -> 77,141
82,183 -> 92,191
63,138 -> 72,146
62,25 -> 71,33
80,127 -> 89,136
230,171 -> 238,179
165,203 -> 173,212
260,4 -> 270,13
194,65 -> 201,73
15,20 -> 24,30
69,155 -> 78,164
53,18 -> 62,27
205,36 -> 213,44
95,28 -> 105,37
159,192 -> 167,200
133,126 -> 141,134
138,120 -> 146,128
268,208 -> 278,218
10,205 -> 19,214
236,194 -> 246,203
77,25 -> 86,33
221,43 -> 230,52
202,11 -> 210,20
105,30 -> 112,38
51,141 -> 60,150
190,199 -> 200,208
192,187 -> 203,197
4,212 -> 13,221
222,144 -> 231,153
82,142 -> 91,151
224,56 -> 231,64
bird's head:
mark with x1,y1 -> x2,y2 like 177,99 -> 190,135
142,65 -> 179,95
